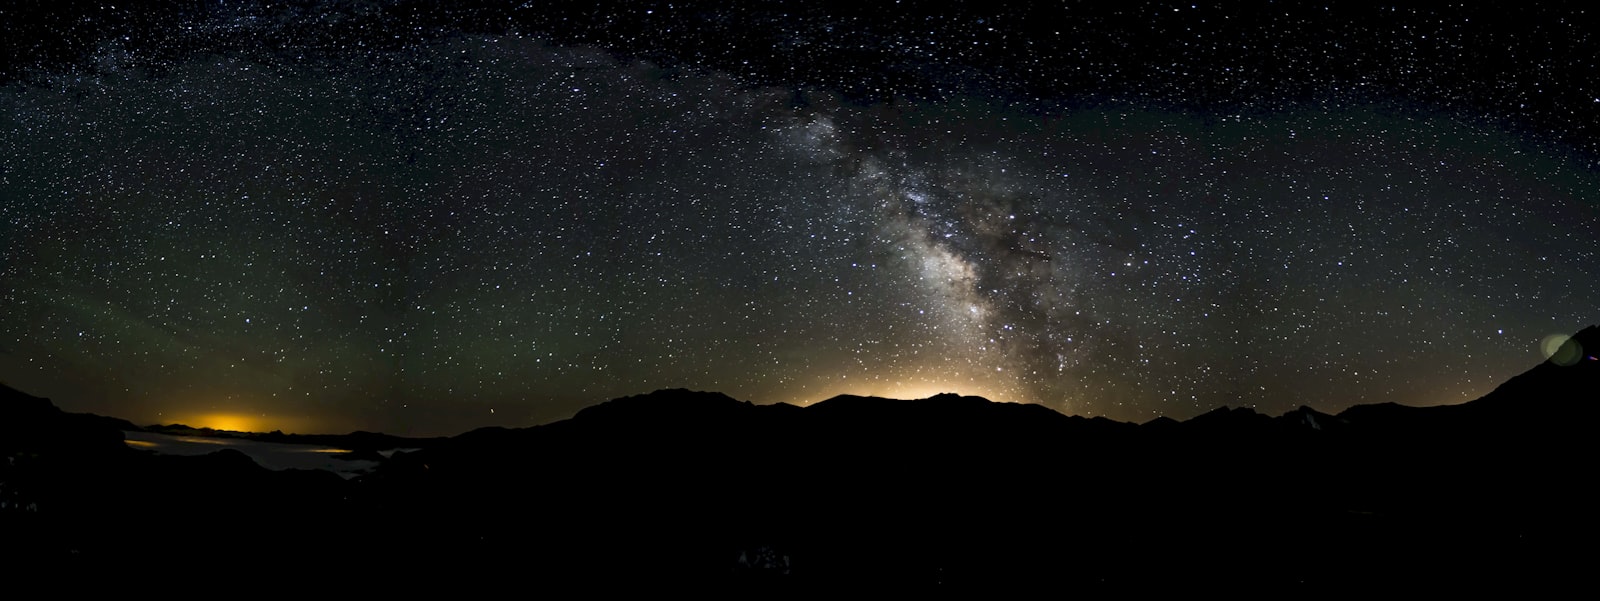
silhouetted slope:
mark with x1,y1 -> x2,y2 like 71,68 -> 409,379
0,384 -> 349,584
3,326 -> 1596,592
1327,325 -> 1600,585
1455,325 -> 1599,422
0,383 -> 136,457
357,390 -> 1324,590
1337,325 -> 1599,431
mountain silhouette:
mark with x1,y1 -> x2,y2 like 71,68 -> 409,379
1,326 -> 1595,592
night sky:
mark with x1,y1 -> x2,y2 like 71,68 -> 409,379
3,2 -> 1596,436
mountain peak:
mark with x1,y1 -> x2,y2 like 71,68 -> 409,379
811,391 -> 994,407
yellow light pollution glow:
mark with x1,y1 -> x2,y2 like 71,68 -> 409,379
189,413 -> 262,432
179,412 -> 313,433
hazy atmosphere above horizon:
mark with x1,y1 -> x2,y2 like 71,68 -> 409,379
3,1 -> 1597,436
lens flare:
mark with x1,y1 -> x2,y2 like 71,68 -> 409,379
1540,334 -> 1583,367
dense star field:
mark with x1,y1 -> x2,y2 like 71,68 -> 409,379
2,2 -> 1597,436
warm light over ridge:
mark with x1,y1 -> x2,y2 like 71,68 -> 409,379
177,412 -> 317,434
780,381 -> 1017,407
189,413 -> 263,433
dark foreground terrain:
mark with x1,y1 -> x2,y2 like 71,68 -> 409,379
3,327 -> 1596,593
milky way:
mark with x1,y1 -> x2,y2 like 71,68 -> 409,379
2,3 -> 1597,435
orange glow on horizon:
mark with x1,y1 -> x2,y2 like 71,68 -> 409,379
187,413 -> 262,433
172,412 -> 318,434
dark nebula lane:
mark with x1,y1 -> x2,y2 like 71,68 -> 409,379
2,3 -> 1596,436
